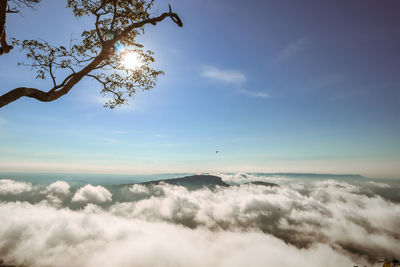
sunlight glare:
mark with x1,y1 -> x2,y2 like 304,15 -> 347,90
122,52 -> 143,70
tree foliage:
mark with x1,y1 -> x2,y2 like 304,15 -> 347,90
0,0 -> 182,109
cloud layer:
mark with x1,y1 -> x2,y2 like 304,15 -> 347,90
0,174 -> 399,267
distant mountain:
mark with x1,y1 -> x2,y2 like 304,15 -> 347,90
252,173 -> 365,180
139,175 -> 229,190
137,175 -> 279,189
244,181 -> 279,187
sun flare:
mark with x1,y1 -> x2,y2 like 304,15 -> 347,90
122,52 -> 143,70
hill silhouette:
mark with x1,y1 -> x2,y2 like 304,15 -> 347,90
244,181 -> 279,187
139,174 -> 229,190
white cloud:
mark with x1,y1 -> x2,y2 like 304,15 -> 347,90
275,37 -> 310,63
0,201 -> 358,267
45,181 -> 71,196
109,177 -> 400,263
42,181 -> 71,207
0,175 -> 399,266
201,66 -> 269,99
366,181 -> 390,188
202,66 -> 246,84
237,89 -> 269,98
129,184 -> 149,194
72,184 -> 112,204
0,179 -> 33,195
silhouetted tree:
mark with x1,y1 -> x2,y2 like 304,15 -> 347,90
0,0 -> 182,108
0,0 -> 41,55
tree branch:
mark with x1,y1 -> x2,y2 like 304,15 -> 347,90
0,0 -> 13,55
0,49 -> 104,108
116,11 -> 182,42
0,1 -> 183,109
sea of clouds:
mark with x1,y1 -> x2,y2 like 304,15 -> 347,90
0,173 -> 399,267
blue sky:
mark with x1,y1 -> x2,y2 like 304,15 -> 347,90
0,0 -> 399,177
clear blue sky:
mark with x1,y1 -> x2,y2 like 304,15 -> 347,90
0,0 -> 399,178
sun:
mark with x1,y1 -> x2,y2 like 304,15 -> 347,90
121,51 -> 143,70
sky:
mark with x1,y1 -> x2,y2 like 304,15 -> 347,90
0,0 -> 399,177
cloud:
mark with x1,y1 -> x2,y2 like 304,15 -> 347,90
0,179 -> 33,195
0,174 -> 399,266
129,184 -> 149,194
0,201 -> 357,267
201,66 -> 269,99
202,66 -> 246,84
42,181 -> 71,207
45,181 -> 71,197
111,177 -> 399,263
237,89 -> 269,98
366,181 -> 390,188
72,184 -> 112,204
275,37 -> 310,63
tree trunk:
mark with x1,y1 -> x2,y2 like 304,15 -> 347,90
0,0 -> 12,55
0,0 -> 7,39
